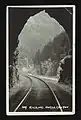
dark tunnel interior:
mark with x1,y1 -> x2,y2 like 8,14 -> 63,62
9,7 -> 73,65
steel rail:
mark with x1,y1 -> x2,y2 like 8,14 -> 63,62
14,74 -> 63,112
14,76 -> 33,112
28,74 -> 63,112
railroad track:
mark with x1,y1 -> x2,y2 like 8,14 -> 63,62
28,74 -> 63,112
13,74 -> 63,112
14,75 -> 33,112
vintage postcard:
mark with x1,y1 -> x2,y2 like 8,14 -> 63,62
6,5 -> 75,115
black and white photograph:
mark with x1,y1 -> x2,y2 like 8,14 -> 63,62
6,5 -> 75,115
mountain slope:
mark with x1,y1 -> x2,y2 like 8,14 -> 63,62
18,10 -> 65,58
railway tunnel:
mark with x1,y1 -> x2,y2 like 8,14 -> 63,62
9,7 -> 73,66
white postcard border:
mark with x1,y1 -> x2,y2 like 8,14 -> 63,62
6,5 -> 75,116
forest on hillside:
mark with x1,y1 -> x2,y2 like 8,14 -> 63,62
34,31 -> 70,62
33,31 -> 72,84
9,31 -> 72,89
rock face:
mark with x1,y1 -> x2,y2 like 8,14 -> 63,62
17,10 -> 71,80
58,55 -> 72,84
18,10 -> 65,59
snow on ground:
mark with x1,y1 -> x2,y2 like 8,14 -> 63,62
43,78 -> 72,95
28,74 -> 59,83
28,74 -> 72,95
56,82 -> 72,95
9,74 -> 31,99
